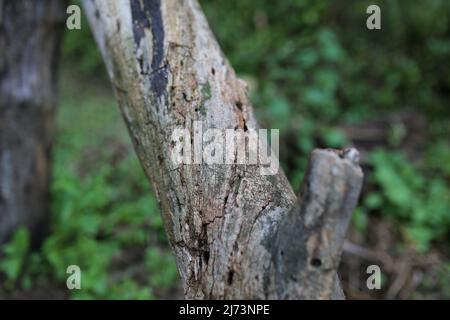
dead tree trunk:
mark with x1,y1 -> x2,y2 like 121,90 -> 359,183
0,0 -> 66,244
83,0 -> 363,299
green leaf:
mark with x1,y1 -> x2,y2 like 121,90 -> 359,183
0,227 -> 30,284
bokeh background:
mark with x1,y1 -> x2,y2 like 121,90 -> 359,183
0,0 -> 449,299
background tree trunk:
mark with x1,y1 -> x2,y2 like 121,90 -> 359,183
0,0 -> 66,244
83,0 -> 363,299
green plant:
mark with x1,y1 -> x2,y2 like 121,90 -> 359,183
0,227 -> 30,289
369,150 -> 450,252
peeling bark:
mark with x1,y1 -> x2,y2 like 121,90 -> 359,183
0,0 -> 66,244
82,0 -> 363,299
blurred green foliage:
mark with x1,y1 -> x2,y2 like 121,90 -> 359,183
369,149 -> 450,252
1,0 -> 449,299
0,228 -> 30,290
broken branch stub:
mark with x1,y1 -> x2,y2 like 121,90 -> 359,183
273,148 -> 363,299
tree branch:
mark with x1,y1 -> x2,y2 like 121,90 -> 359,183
272,148 -> 363,299
82,0 -> 363,299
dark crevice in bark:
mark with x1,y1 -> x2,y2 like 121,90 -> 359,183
130,0 -> 168,105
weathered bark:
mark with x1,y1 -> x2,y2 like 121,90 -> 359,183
0,0 -> 66,244
82,0 -> 363,299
